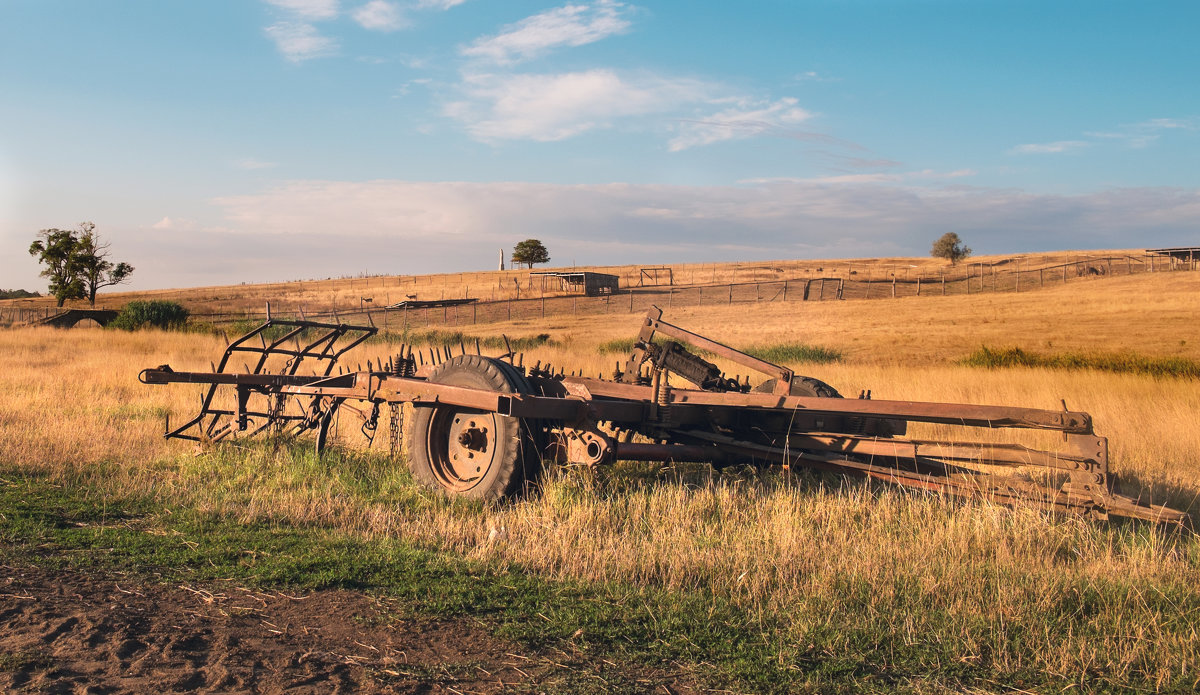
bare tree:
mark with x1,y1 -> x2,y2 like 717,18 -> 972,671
73,222 -> 134,306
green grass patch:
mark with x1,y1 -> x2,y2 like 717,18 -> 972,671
597,337 -> 637,355
375,329 -> 555,352
0,468 -> 757,692
961,346 -> 1200,379
4,460 -> 1196,694
744,342 -> 843,364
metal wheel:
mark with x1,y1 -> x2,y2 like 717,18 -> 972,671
753,376 -> 841,398
407,355 -> 541,499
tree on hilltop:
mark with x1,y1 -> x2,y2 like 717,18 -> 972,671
74,222 -> 135,306
29,228 -> 84,306
931,232 -> 972,265
28,222 -> 134,306
511,239 -> 550,269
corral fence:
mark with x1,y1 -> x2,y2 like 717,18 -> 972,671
2,251 -> 1195,330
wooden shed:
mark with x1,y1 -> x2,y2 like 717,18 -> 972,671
532,271 -> 620,296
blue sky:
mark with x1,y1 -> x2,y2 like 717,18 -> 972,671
2,0 -> 1197,291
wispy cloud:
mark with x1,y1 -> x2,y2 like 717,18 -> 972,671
1009,140 -> 1090,155
265,22 -> 338,62
743,169 -> 976,185
795,70 -> 838,83
668,98 -> 814,152
352,0 -> 407,31
234,158 -> 278,170
416,0 -> 468,8
1019,117 -> 1196,153
462,0 -> 633,64
264,0 -> 339,20
445,69 -> 707,141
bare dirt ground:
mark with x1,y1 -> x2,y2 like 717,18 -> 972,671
0,563 -> 685,694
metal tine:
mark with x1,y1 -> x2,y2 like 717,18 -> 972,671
418,351 -> 425,366
221,330 -> 230,346
459,340 -> 466,356
443,345 -> 452,362
475,338 -> 481,355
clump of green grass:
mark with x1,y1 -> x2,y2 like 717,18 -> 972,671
109,300 -> 189,331
597,337 -> 638,355
962,346 -> 1200,379
743,342 -> 842,365
378,329 -> 554,352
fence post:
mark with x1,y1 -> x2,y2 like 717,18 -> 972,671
891,276 -> 896,298
728,284 -> 733,305
941,274 -> 946,295
1015,262 -> 1020,292
1063,264 -> 1067,284
916,277 -> 921,296
782,280 -> 788,301
837,278 -> 844,299
629,290 -> 634,312
541,296 -> 545,318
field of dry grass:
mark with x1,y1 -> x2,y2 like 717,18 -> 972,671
3,264 -> 1200,691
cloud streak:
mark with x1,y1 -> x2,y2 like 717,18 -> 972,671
1010,140 -> 1090,155
668,98 -> 815,151
462,0 -> 633,64
444,69 -> 708,141
264,22 -> 338,62
352,0 -> 407,31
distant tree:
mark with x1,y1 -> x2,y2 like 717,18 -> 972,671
931,232 -> 972,265
73,222 -> 134,306
28,228 -> 85,306
0,289 -> 41,300
511,239 -> 550,269
28,223 -> 133,307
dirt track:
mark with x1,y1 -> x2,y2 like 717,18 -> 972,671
0,563 -> 564,693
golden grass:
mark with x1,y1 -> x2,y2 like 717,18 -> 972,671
3,265 -> 1200,687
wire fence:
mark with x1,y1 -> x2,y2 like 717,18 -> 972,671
2,252 -> 1195,330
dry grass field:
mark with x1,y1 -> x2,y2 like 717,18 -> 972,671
3,261 -> 1200,692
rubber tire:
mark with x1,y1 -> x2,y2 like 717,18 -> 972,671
407,355 -> 540,500
753,376 -> 842,398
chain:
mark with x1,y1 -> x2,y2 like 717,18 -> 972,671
388,403 -> 403,457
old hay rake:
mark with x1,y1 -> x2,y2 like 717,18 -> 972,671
140,307 -> 1188,524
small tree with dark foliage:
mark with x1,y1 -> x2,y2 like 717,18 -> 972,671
511,239 -> 550,269
28,228 -> 85,306
931,232 -> 972,266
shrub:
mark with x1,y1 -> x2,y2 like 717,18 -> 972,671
110,300 -> 190,331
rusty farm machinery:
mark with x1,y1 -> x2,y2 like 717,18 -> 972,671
139,307 -> 1188,525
